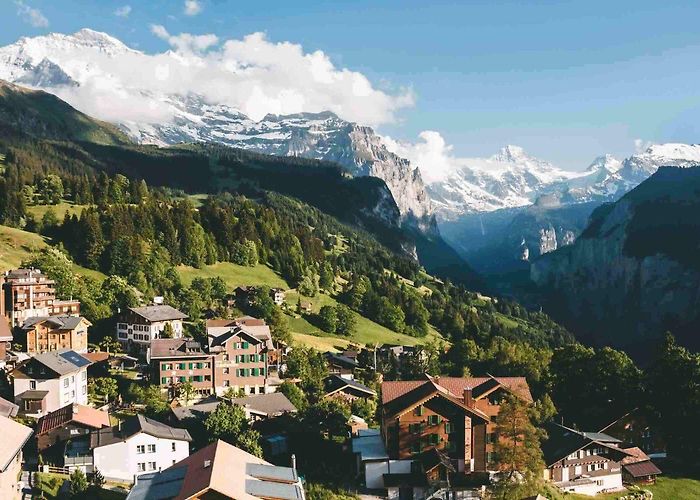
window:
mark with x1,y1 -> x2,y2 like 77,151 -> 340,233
252,368 -> 259,376
147,444 -> 156,453
71,375 -> 75,383
223,368 -> 230,374
81,386 -> 87,395
161,377 -> 167,384
260,368 -> 265,376
575,465 -> 582,475
177,363 -> 186,370
179,376 -> 186,383
137,445 -> 145,454
64,378 -> 69,388
137,463 -> 146,472
242,342 -> 249,349
148,462 -> 156,471
427,414 -> 440,425
30,380 -> 37,390
411,441 -> 422,454
414,406 -> 424,416
445,422 -> 453,434
223,380 -> 230,387
171,442 -> 176,452
118,332 -> 128,339
188,363 -> 194,370
249,354 -> 257,362
81,371 -> 87,381
409,423 -> 422,434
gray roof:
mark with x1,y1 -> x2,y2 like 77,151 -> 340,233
18,349 -> 91,377
581,432 -> 622,443
0,396 -> 18,418
247,463 -> 298,483
22,315 -> 86,330
127,466 -> 187,500
171,397 -> 221,421
245,479 -> 304,500
91,414 -> 192,448
130,305 -> 188,322
324,374 -> 376,397
149,338 -> 208,359
352,429 -> 389,461
231,392 -> 298,416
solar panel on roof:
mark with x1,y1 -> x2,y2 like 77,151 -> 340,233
245,479 -> 304,500
59,351 -> 90,368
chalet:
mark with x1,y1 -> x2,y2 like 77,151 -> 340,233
11,349 -> 91,417
542,423 -> 631,496
325,351 -> 358,380
0,415 -> 33,500
116,304 -> 188,354
208,325 -> 269,396
127,440 -> 306,500
36,403 -> 110,452
234,286 -> 286,307
87,414 -> 192,482
148,338 -> 213,399
22,315 -> 91,354
369,374 -> 532,494
323,374 -> 376,402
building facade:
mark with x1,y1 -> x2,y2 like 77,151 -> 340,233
91,415 -> 192,482
3,268 -> 57,327
0,415 -> 33,500
209,327 -> 269,396
36,403 -> 110,451
11,350 -> 90,417
23,316 -> 90,354
148,338 -> 213,399
116,305 -> 187,355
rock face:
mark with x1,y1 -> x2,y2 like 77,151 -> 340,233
0,29 -> 436,235
530,166 -> 700,358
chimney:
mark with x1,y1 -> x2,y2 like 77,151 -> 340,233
463,386 -> 473,407
291,454 -> 297,471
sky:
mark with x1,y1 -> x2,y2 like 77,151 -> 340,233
2,0 -> 700,171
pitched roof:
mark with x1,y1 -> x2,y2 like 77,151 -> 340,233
541,422 -> 635,467
149,338 -> 209,358
171,397 -> 222,422
129,305 -> 188,322
324,351 -> 358,369
83,352 -> 109,364
231,392 -> 298,416
382,375 -> 490,423
127,440 -> 303,500
0,395 -> 19,418
620,447 -> 652,465
623,460 -> 662,478
37,403 -> 110,435
14,349 -> 91,378
0,415 -> 33,473
324,375 -> 376,397
22,315 -> 89,330
382,375 -> 533,405
91,414 -> 191,448
209,326 -> 261,348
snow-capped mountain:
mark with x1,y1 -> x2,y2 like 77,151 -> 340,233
0,29 -> 435,232
427,143 -> 700,219
426,145 -> 586,217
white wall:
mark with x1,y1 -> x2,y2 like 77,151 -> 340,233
14,367 -> 88,416
364,459 -> 412,489
559,473 -> 623,496
93,432 -> 189,483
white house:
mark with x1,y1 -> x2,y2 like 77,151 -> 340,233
91,414 -> 192,482
116,305 -> 188,355
0,415 -> 33,500
11,349 -> 90,417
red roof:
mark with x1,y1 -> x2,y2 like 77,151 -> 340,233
620,447 -> 652,465
382,376 -> 533,405
36,403 -> 110,435
83,352 -> 109,363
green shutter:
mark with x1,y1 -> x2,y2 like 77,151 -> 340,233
161,377 -> 167,384
242,342 -> 249,349
260,368 -> 265,376
415,406 -> 424,416
252,368 -> 258,376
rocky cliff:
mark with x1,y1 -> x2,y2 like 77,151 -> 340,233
531,166 -> 700,358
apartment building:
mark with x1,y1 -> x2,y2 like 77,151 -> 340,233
209,326 -> 269,395
116,305 -> 187,355
148,338 -> 213,399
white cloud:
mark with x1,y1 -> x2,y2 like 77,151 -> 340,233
634,138 -> 652,154
183,0 -> 202,16
384,131 -> 458,184
20,28 -> 412,127
114,5 -> 132,18
14,0 -> 49,28
151,24 -> 219,53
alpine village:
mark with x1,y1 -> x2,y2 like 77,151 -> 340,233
0,10 -> 699,500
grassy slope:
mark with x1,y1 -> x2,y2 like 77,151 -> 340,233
562,476 -> 700,500
26,201 -> 87,220
176,261 -> 444,351
0,224 -> 106,281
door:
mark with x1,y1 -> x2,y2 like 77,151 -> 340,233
561,467 -> 569,482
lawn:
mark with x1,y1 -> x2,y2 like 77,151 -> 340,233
177,262 -> 289,289
560,475 -> 700,500
26,201 -> 87,220
34,471 -> 128,499
0,224 -> 107,282
284,290 -> 445,350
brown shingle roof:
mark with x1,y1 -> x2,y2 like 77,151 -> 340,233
620,447 -> 652,465
623,460 -> 662,478
37,403 -> 110,435
382,375 -> 533,405
149,338 -> 209,358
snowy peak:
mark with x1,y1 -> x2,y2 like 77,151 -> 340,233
586,154 -> 621,174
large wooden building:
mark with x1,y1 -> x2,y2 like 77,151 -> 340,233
22,316 -> 91,354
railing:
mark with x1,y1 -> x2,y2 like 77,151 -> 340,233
64,454 -> 93,466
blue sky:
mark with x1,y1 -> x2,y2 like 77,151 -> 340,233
3,0 -> 700,170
